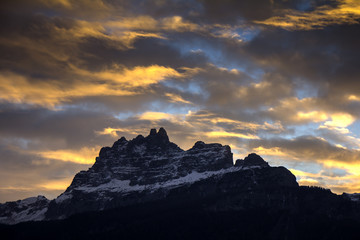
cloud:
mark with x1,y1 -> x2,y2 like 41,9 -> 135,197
0,139 -> 89,202
323,113 -> 355,128
35,146 -> 99,164
288,167 -> 360,194
205,131 -> 259,140
255,0 -> 360,30
138,111 -> 175,121
161,16 -> 199,31
1,0 -> 360,201
248,135 -> 360,165
0,65 -> 188,108
165,93 -> 193,104
296,111 -> 328,123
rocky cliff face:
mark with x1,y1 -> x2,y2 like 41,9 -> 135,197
0,196 -> 49,225
68,127 -> 233,189
1,128 -> 298,224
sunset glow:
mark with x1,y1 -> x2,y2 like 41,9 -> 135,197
0,0 -> 360,202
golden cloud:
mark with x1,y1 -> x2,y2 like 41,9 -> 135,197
165,93 -> 192,104
136,111 -> 192,129
138,111 -> 175,121
253,146 -> 289,157
73,64 -> 182,87
106,16 -> 159,31
324,113 -> 355,128
105,15 -> 199,33
290,167 -> 360,194
296,111 -> 328,122
58,20 -> 165,49
205,131 -> 259,140
251,143 -> 360,193
187,111 -> 285,133
0,71 -> 132,108
348,95 -> 360,101
0,65 -> 186,108
96,128 -> 127,138
38,178 -> 73,191
36,146 -> 98,164
255,0 -> 360,30
161,16 -> 199,32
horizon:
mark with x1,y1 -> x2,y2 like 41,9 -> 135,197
1,0 -> 360,202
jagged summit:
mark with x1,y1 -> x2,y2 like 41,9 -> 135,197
145,127 -> 171,148
235,153 -> 270,168
149,127 -> 168,139
109,127 -> 179,157
1,128 -> 299,225
68,127 -> 233,190
1,129 -> 360,239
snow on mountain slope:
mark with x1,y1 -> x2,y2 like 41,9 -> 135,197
0,196 -> 49,225
0,128 -> 294,224
343,193 -> 360,202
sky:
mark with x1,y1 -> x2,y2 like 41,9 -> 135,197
1,0 -> 360,202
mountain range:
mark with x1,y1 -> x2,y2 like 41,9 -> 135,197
1,128 -> 359,239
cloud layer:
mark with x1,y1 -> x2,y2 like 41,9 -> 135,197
1,0 -> 360,202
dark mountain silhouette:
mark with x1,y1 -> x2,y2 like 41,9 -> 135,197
0,128 -> 359,239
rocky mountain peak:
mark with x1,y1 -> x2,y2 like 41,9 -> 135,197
111,136 -> 128,149
64,128 -> 234,193
235,153 -> 270,168
0,128 -> 301,225
193,141 -> 206,149
0,195 -> 49,225
145,127 -> 170,146
149,128 -> 157,135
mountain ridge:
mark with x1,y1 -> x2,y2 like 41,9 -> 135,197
0,127 -> 359,234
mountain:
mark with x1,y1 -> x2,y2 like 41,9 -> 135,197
343,193 -> 360,202
0,127 -> 296,223
1,128 -> 360,239
0,196 -> 49,225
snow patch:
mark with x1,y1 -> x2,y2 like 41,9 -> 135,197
55,193 -> 73,203
73,166 -> 262,194
0,206 -> 48,225
345,193 -> 360,202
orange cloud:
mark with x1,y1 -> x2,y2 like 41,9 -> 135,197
205,131 -> 259,140
187,111 -> 284,133
106,16 -> 159,31
0,65 -> 186,108
255,0 -> 360,30
348,94 -> 360,101
38,178 -> 73,191
36,147 -> 98,164
253,146 -> 289,157
296,111 -> 328,122
138,111 -> 177,121
161,16 -> 199,32
165,93 -> 192,104
0,71 -> 132,108
290,167 -> 360,194
324,113 -> 355,128
105,15 -> 199,33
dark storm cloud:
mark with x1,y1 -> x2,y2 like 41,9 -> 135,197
317,127 -> 360,149
0,165 -> 88,202
78,36 -> 208,71
240,24 -> 360,95
197,0 -> 274,22
0,106 -> 117,149
248,135 -> 360,164
0,138 -> 92,202
196,0 -> 339,23
0,141 -> 87,176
